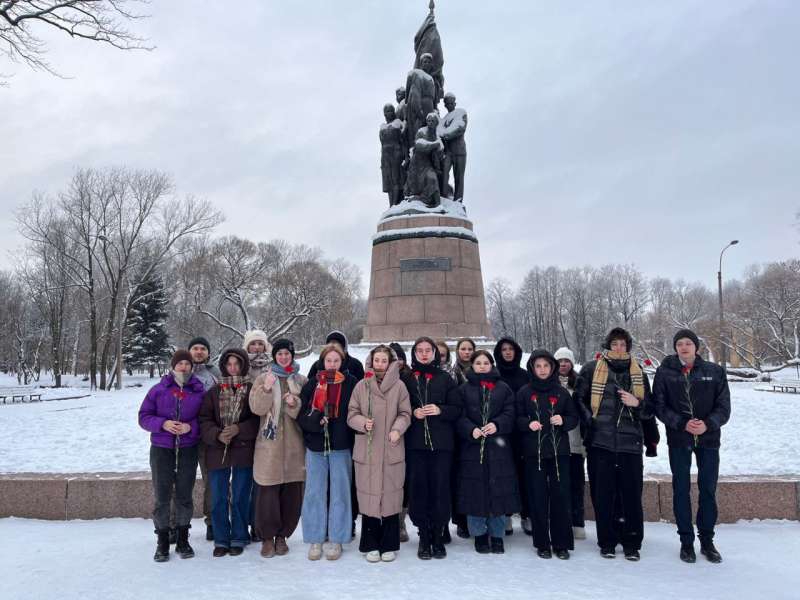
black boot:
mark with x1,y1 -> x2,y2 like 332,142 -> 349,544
168,527 -> 177,545
680,543 -> 696,563
432,527 -> 447,559
441,525 -> 452,544
417,527 -> 432,560
456,524 -> 470,539
154,529 -> 170,562
205,522 -> 214,541
624,548 -> 640,561
175,525 -> 195,559
700,539 -> 722,563
474,534 -> 490,554
490,537 -> 505,554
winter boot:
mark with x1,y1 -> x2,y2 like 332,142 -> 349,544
229,546 -> 243,556
205,523 -> 214,541
260,538 -> 275,558
505,515 -> 514,536
417,527 -> 432,560
680,543 -> 696,563
175,525 -> 194,559
624,548 -> 640,562
153,529 -> 170,562
399,509 -> 409,543
700,539 -> 722,563
555,549 -> 570,560
168,527 -> 177,545
432,527 -> 447,559
456,524 -> 470,539
275,536 -> 289,556
537,547 -> 552,559
474,534 -> 491,554
490,537 -> 505,554
600,547 -> 616,559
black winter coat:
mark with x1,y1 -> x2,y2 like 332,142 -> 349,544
454,370 -> 520,517
298,372 -> 358,452
406,362 -> 461,452
652,355 -> 731,449
574,357 -> 655,455
515,376 -> 579,459
307,354 -> 365,382
493,337 -> 529,393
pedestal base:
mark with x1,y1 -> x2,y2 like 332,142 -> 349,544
362,201 -> 492,343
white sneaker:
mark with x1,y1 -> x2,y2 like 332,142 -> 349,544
308,543 -> 323,561
381,551 -> 396,562
366,550 -> 381,563
325,543 -> 342,561
573,526 -> 586,540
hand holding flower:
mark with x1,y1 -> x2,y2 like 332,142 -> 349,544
481,422 -> 497,436
364,418 -> 375,432
529,420 -> 542,432
550,414 -> 563,426
618,389 -> 640,407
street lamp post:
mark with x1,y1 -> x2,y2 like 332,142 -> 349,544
717,240 -> 739,368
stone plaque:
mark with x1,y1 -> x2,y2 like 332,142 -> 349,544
400,257 -> 452,272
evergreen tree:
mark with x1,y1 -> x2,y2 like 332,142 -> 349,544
124,271 -> 170,377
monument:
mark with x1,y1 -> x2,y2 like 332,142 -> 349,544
363,1 -> 492,342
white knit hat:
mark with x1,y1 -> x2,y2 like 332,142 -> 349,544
243,329 -> 272,354
553,347 -> 575,365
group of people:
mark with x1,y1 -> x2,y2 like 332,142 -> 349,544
138,326 -> 730,566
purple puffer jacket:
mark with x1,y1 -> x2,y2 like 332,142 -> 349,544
138,372 -> 206,449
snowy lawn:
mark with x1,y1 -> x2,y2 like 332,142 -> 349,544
1,354 -> 798,475
1,517 -> 798,600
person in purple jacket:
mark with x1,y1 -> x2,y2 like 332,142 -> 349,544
138,349 -> 206,563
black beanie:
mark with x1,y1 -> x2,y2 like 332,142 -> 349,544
604,327 -> 633,352
389,342 -> 407,363
271,338 -> 295,361
673,329 -> 700,352
171,349 -> 193,369
188,336 -> 211,354
326,331 -> 348,350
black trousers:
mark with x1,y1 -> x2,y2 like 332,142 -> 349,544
593,448 -> 644,551
150,444 -> 198,531
359,514 -> 400,553
408,449 -> 452,530
525,454 -> 573,551
669,446 -> 720,544
569,453 -> 586,528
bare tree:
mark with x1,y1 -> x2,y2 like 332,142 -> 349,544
0,0 -> 151,81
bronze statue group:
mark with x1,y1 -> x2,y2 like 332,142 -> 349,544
139,326 -> 730,565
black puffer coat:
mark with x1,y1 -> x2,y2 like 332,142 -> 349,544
454,369 -> 520,516
493,337 -> 529,393
652,354 -> 731,449
515,350 -> 579,458
298,366 -> 358,453
574,355 -> 654,455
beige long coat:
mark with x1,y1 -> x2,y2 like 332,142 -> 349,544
249,370 -> 307,487
347,361 -> 412,518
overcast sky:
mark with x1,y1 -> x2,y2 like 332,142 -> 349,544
1,0 -> 797,294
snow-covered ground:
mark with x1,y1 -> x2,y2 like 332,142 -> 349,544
1,353 -> 798,475
1,517 -> 798,600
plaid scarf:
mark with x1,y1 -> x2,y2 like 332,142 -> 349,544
312,370 -> 345,419
218,375 -> 249,426
590,351 -> 644,417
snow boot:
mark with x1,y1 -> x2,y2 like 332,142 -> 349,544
417,527 -> 432,560
490,537 -> 505,554
399,509 -> 409,543
700,539 -> 722,563
153,529 -> 170,562
432,527 -> 447,559
680,543 -> 696,563
175,525 -> 194,559
474,534 -> 491,554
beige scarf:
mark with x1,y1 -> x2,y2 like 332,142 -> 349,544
590,351 -> 644,417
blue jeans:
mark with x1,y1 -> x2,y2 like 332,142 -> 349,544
467,514 -> 505,538
302,449 -> 352,544
209,465 -> 253,548
669,446 -> 720,544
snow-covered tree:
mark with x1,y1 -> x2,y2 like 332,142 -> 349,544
123,270 -> 170,378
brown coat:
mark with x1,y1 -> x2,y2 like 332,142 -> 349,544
249,370 -> 308,486
347,361 -> 412,518
199,383 -> 259,471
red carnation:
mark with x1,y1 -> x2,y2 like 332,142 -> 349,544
487,382 -> 496,390
425,373 -> 434,381
644,358 -> 653,367
530,393 -> 538,402
413,370 -> 421,378
595,352 -> 602,360
365,371 -> 374,379
681,365 -> 692,375
549,396 -> 558,406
